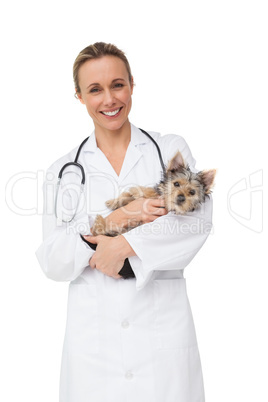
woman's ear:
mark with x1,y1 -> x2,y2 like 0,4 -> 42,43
75,90 -> 85,104
131,76 -> 134,94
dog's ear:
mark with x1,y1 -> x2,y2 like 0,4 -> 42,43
199,169 -> 216,194
167,151 -> 186,171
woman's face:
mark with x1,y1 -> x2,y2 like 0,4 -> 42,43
77,56 -> 133,133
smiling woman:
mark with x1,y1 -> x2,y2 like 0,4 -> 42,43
36,41 -> 213,402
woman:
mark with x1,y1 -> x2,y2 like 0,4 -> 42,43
36,42 -> 213,402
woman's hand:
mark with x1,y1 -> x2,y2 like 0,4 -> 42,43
83,235 -> 136,279
105,198 -> 168,233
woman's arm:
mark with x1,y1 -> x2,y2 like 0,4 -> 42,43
103,197 -> 167,233
123,198 -> 213,290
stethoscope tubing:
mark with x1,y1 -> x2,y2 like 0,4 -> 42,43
55,128 -> 165,222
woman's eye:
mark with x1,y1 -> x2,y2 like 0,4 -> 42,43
90,87 -> 100,93
114,83 -> 123,88
189,189 -> 196,195
174,182 -> 180,187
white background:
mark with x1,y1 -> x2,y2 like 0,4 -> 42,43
1,0 -> 267,401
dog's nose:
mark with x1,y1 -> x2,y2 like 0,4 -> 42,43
177,194 -> 186,204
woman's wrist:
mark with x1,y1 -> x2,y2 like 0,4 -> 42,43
114,235 -> 136,259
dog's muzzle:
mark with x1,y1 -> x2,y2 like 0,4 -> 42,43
177,194 -> 186,204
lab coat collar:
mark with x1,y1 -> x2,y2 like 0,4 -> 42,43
130,124 -> 151,146
82,123 -> 150,153
82,124 -> 150,182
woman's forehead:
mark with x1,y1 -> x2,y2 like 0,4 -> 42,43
78,56 -> 129,87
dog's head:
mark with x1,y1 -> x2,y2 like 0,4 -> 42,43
157,151 -> 216,214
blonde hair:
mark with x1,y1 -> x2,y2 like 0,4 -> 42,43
73,42 -> 133,94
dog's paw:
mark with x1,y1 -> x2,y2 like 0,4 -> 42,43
105,198 -> 119,210
106,193 -> 135,209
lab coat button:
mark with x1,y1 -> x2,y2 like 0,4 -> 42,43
121,320 -> 130,329
125,370 -> 133,380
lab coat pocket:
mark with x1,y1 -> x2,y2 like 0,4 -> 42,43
65,283 -> 99,355
153,278 -> 197,350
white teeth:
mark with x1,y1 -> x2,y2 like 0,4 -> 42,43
102,108 -> 120,116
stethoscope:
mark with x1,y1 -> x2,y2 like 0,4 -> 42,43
55,128 -> 165,223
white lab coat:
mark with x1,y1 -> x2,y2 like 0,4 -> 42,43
36,124 -> 212,402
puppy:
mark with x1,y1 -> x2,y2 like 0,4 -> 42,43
91,151 -> 216,236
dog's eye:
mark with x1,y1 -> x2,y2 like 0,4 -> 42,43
189,189 -> 196,195
174,182 -> 180,187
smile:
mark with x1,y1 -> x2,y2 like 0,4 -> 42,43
101,107 -> 122,117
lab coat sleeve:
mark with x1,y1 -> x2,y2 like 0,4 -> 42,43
122,135 -> 213,290
35,167 -> 94,282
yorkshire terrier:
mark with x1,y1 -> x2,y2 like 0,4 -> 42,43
91,150 -> 216,236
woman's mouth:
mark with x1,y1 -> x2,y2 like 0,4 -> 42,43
100,107 -> 123,117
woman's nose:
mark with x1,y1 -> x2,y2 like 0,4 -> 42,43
103,90 -> 115,106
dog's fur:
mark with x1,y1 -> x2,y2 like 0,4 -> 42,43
91,151 -> 216,236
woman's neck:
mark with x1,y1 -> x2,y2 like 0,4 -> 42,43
95,121 -> 131,152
